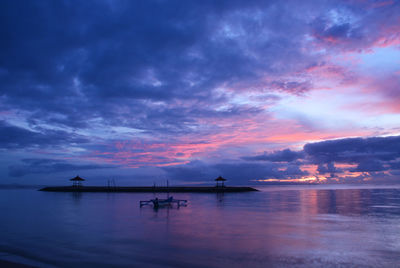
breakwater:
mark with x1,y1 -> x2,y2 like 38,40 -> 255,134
39,186 -> 258,193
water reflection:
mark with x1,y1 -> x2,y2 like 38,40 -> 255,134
314,188 -> 400,216
1,187 -> 400,267
216,192 -> 225,204
71,192 -> 82,204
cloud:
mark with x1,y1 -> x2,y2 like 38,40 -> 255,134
8,158 -> 116,177
309,2 -> 400,51
0,0 -> 340,133
242,149 -> 304,162
269,81 -> 312,95
0,0 -> 398,128
304,135 -> 400,164
0,1 -> 397,138
0,1 -> 399,184
241,135 -> 400,182
0,120 -> 89,149
390,161 -> 400,170
161,160 -> 214,182
305,135 -> 400,180
317,162 -> 339,175
349,159 -> 386,172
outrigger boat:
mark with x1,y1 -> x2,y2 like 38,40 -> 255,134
140,196 -> 188,208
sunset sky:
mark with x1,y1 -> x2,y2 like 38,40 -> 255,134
1,0 -> 400,185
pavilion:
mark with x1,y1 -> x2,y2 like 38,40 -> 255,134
215,176 -> 227,187
70,175 -> 85,187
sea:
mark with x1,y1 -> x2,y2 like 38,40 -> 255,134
1,185 -> 400,267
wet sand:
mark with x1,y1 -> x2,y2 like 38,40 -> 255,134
0,259 -> 36,268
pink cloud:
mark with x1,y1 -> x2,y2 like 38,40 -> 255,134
82,115 -> 377,169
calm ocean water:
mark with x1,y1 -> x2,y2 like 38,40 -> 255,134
1,185 -> 400,267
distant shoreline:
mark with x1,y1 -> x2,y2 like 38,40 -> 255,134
39,186 -> 258,193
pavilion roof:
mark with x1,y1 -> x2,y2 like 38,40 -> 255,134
70,175 -> 85,181
215,176 -> 227,181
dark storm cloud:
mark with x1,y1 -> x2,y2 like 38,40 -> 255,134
317,162 -> 340,175
304,136 -> 400,164
0,120 -> 89,149
304,136 -> 400,177
161,160 -> 212,181
242,135 -> 400,180
8,158 -> 116,177
214,162 -> 282,182
242,149 -> 304,162
305,135 -> 400,177
349,159 -> 386,172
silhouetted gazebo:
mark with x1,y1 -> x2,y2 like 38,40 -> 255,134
215,176 -> 227,187
70,175 -> 85,187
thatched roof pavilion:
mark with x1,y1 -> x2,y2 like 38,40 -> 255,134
215,176 -> 227,187
70,175 -> 85,187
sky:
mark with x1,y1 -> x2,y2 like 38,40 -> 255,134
1,0 -> 400,186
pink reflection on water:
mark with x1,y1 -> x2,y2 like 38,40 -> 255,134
131,188 -> 400,267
